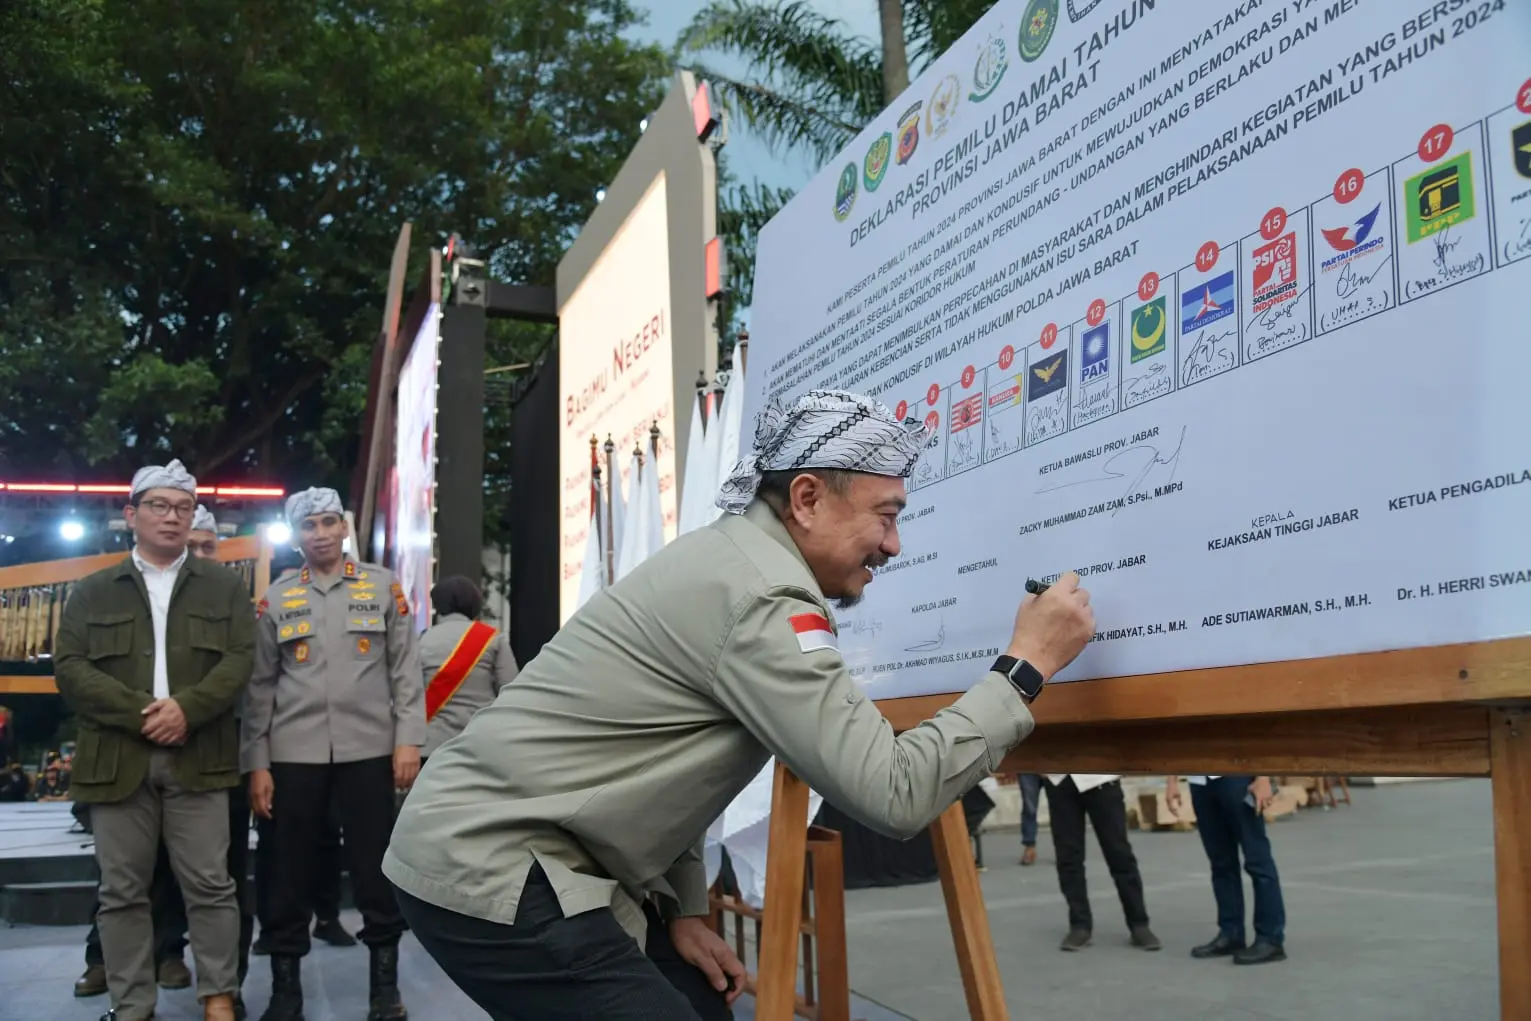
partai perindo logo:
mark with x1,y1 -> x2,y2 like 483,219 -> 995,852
864,132 -> 892,192
969,32 -> 1008,102
1019,0 -> 1059,62
833,162 -> 857,222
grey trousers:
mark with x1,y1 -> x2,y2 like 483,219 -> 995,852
91,750 -> 240,1019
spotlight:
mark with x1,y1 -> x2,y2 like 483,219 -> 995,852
59,520 -> 86,542
264,522 -> 292,545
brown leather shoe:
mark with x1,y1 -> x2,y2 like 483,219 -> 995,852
203,992 -> 237,1021
157,957 -> 192,989
1020,845 -> 1037,866
75,964 -> 108,997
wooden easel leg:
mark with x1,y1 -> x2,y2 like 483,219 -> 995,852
1491,709 -> 1531,1021
755,761 -> 811,1021
929,801 -> 1008,1021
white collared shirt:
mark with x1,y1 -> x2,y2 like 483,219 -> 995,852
1185,775 -> 1222,785
1046,773 -> 1120,793
132,547 -> 187,700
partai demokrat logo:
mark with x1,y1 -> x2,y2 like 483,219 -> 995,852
1019,0 -> 1059,62
833,162 -> 857,222
864,132 -> 892,192
969,32 -> 1008,102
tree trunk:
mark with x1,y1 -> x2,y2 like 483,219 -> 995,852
878,0 -> 910,105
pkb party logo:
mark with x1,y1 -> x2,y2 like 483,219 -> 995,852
1019,0 -> 1059,62
833,162 -> 857,222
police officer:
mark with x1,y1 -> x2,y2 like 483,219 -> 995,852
383,389 -> 1097,1019
242,488 -> 424,1021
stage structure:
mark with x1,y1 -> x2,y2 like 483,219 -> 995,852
742,1 -> 1531,1017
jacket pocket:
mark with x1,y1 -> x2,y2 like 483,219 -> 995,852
188,609 -> 231,652
86,613 -> 135,661
73,727 -> 120,784
197,715 -> 237,775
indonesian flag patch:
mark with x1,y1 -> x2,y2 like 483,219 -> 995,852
789,612 -> 837,653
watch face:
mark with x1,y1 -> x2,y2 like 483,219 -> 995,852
1012,662 -> 1045,699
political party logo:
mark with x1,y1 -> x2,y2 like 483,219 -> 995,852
1252,234 -> 1298,313
1028,351 -> 1067,401
1404,152 -> 1475,243
1180,270 -> 1235,332
896,102 -> 922,164
1080,323 -> 1110,382
833,162 -> 857,222
1129,297 -> 1167,363
1019,0 -> 1059,62
863,132 -> 892,192
926,74 -> 960,139
969,32 -> 1008,102
952,393 -> 984,432
1513,120 -> 1531,178
1320,203 -> 1385,271
1067,0 -> 1104,20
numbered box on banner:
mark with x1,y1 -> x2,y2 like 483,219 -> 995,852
1240,205 -> 1315,364
1176,239 -> 1240,389
1311,167 -> 1398,336
1393,120 -> 1492,302
1486,103 -> 1531,268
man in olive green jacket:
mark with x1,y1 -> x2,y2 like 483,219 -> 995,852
55,460 -> 253,1021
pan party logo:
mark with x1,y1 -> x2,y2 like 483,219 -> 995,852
969,32 -> 1009,102
1019,0 -> 1059,63
863,132 -> 892,192
925,74 -> 961,140
896,102 -> 922,164
833,162 -> 857,222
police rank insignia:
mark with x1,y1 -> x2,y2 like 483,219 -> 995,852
356,637 -> 371,655
391,581 -> 410,617
294,640 -> 310,663
281,587 -> 307,597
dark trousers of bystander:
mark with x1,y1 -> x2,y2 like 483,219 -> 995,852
1043,777 -> 1150,933
1189,775 -> 1286,946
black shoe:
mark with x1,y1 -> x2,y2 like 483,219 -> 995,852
259,955 -> 304,1021
367,944 -> 408,1020
313,918 -> 357,947
1191,933 -> 1246,959
1130,926 -> 1162,951
1233,939 -> 1287,965
1059,928 -> 1092,951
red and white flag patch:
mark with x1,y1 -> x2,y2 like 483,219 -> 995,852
789,612 -> 837,653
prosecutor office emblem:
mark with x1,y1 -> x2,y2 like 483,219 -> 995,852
925,74 -> 960,140
833,162 -> 858,222
896,102 -> 922,164
1019,0 -> 1059,62
863,132 -> 892,192
969,32 -> 1008,102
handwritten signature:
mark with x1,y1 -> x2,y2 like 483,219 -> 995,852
1514,217 -> 1531,260
1431,226 -> 1461,274
1182,327 -> 1236,384
848,618 -> 884,639
904,618 -> 946,653
1124,363 -> 1170,404
1034,425 -> 1186,512
1336,253 -> 1391,299
1250,285 -> 1308,330
1029,400 -> 1065,439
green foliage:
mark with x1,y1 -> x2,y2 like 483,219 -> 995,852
0,0 -> 669,493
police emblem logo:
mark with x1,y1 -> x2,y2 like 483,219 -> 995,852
391,581 -> 410,618
1404,151 -> 1475,243
833,162 -> 857,222
294,640 -> 310,664
1019,0 -> 1059,63
969,33 -> 1008,102
356,637 -> 371,655
344,562 -> 357,578
925,74 -> 960,140
1130,297 -> 1167,363
297,621 -> 312,636
1512,121 -> 1531,179
864,132 -> 892,192
896,102 -> 922,164
279,624 -> 294,640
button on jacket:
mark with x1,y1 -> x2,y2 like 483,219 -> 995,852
241,558 -> 425,770
418,613 -> 518,757
54,554 -> 255,804
383,500 -> 1035,944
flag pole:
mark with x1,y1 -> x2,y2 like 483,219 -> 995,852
603,434 -> 617,586
736,328 -> 748,376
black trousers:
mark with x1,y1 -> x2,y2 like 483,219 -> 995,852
254,798 -> 344,926
397,866 -> 731,1021
1043,777 -> 1149,932
259,757 -> 403,955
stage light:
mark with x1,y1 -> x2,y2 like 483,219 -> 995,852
59,520 -> 86,542
264,522 -> 291,545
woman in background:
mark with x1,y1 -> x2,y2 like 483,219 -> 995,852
417,576 -> 518,762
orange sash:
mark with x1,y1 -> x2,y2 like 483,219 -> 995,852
424,621 -> 497,722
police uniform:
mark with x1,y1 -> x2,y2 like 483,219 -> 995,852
242,532 -> 423,1019
383,390 -> 1038,1020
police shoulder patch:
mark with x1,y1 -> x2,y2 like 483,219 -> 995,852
391,581 -> 410,618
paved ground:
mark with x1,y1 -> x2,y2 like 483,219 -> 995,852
0,780 -> 1496,1020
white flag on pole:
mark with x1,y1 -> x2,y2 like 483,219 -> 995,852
677,391 -> 717,536
710,359 -> 747,527
574,484 -> 606,611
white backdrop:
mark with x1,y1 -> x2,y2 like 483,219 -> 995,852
747,0 -> 1531,698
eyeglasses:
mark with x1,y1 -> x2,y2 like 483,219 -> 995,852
139,498 -> 196,519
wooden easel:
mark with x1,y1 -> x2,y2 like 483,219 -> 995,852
754,636 -> 1531,1020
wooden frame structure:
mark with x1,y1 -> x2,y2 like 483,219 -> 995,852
756,636 -> 1531,1020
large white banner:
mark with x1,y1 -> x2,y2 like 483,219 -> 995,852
748,0 -> 1531,698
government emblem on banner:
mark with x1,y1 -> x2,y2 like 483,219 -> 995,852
1129,297 -> 1167,363
969,33 -> 1008,102
1019,0 -> 1059,63
833,162 -> 857,222
896,102 -> 922,164
926,74 -> 960,140
864,132 -> 892,192
1404,151 -> 1475,243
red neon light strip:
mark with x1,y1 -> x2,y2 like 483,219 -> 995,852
0,482 -> 285,497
